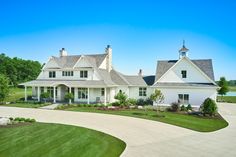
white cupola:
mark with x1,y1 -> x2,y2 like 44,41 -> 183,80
179,40 -> 189,59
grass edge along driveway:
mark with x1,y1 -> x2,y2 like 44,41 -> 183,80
0,122 -> 126,157
61,106 -> 228,132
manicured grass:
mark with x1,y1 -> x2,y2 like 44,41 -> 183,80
1,102 -> 50,108
6,87 -> 32,102
62,106 -> 228,132
229,86 -> 236,92
0,123 -> 126,157
217,96 -> 236,103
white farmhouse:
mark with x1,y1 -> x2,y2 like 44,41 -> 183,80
152,43 -> 218,107
21,43 -> 218,107
21,45 -> 149,105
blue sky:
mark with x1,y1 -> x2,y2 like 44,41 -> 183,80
0,0 -> 235,80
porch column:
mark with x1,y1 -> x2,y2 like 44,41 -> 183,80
24,86 -> 27,102
104,87 -> 107,106
53,86 -> 56,103
87,88 -> 90,104
69,87 -> 72,104
37,86 -> 40,102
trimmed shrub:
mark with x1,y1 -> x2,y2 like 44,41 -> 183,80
201,98 -> 217,116
114,91 -> 128,105
170,102 -> 180,112
111,101 -> 121,106
186,104 -> 192,111
29,119 -> 36,123
180,105 -> 186,111
137,98 -> 145,106
145,98 -> 153,105
127,98 -> 137,106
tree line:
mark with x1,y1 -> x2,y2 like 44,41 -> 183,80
0,53 -> 41,86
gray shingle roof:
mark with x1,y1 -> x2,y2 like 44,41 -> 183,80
20,80 -> 107,87
50,54 -> 106,69
122,75 -> 147,86
110,70 -> 129,86
153,82 -> 217,87
155,59 -> 215,82
143,75 -> 155,86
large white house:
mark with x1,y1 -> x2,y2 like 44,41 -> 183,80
21,44 -> 218,107
21,45 -> 150,105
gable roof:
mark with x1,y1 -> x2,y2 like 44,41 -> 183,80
155,59 -> 215,82
143,75 -> 155,86
48,54 -> 107,69
122,75 -> 147,86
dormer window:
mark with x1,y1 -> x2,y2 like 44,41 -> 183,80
49,71 -> 56,78
80,70 -> 88,78
181,70 -> 187,78
62,71 -> 74,76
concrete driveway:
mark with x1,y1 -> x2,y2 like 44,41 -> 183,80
0,103 -> 236,157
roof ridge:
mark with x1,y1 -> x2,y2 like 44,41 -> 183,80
112,69 -> 130,85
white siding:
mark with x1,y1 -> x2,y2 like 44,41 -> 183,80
158,58 -> 211,83
37,68 -> 100,81
129,87 -> 153,99
154,87 -> 217,107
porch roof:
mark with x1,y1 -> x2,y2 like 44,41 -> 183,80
19,79 -> 111,88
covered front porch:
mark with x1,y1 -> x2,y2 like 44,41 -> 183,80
21,80 -> 116,105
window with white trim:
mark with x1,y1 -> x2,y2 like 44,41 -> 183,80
181,70 -> 187,78
78,88 -> 88,99
49,71 -> 56,78
101,88 -> 105,96
80,70 -> 88,78
178,94 -> 189,104
62,71 -> 74,76
139,87 -> 147,96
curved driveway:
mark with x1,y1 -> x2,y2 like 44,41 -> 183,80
0,103 -> 236,157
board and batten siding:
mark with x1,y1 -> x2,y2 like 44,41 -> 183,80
158,58 -> 211,83
155,87 -> 217,107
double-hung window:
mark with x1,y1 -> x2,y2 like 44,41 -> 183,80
62,71 -> 74,76
178,94 -> 189,104
78,88 -> 88,99
101,88 -> 105,96
139,87 -> 147,96
181,70 -> 187,78
80,70 -> 88,78
49,71 -> 56,78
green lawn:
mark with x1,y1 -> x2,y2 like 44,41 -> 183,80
6,87 -> 32,102
1,102 -> 50,108
0,123 -> 126,157
217,96 -> 236,103
61,106 -> 228,132
229,86 -> 236,92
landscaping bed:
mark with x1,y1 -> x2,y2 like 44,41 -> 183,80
57,104 -> 228,132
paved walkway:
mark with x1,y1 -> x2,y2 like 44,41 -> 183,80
39,103 -> 61,110
0,103 -> 236,157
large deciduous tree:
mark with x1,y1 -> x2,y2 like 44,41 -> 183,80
0,74 -> 10,103
0,53 -> 41,86
218,77 -> 229,99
